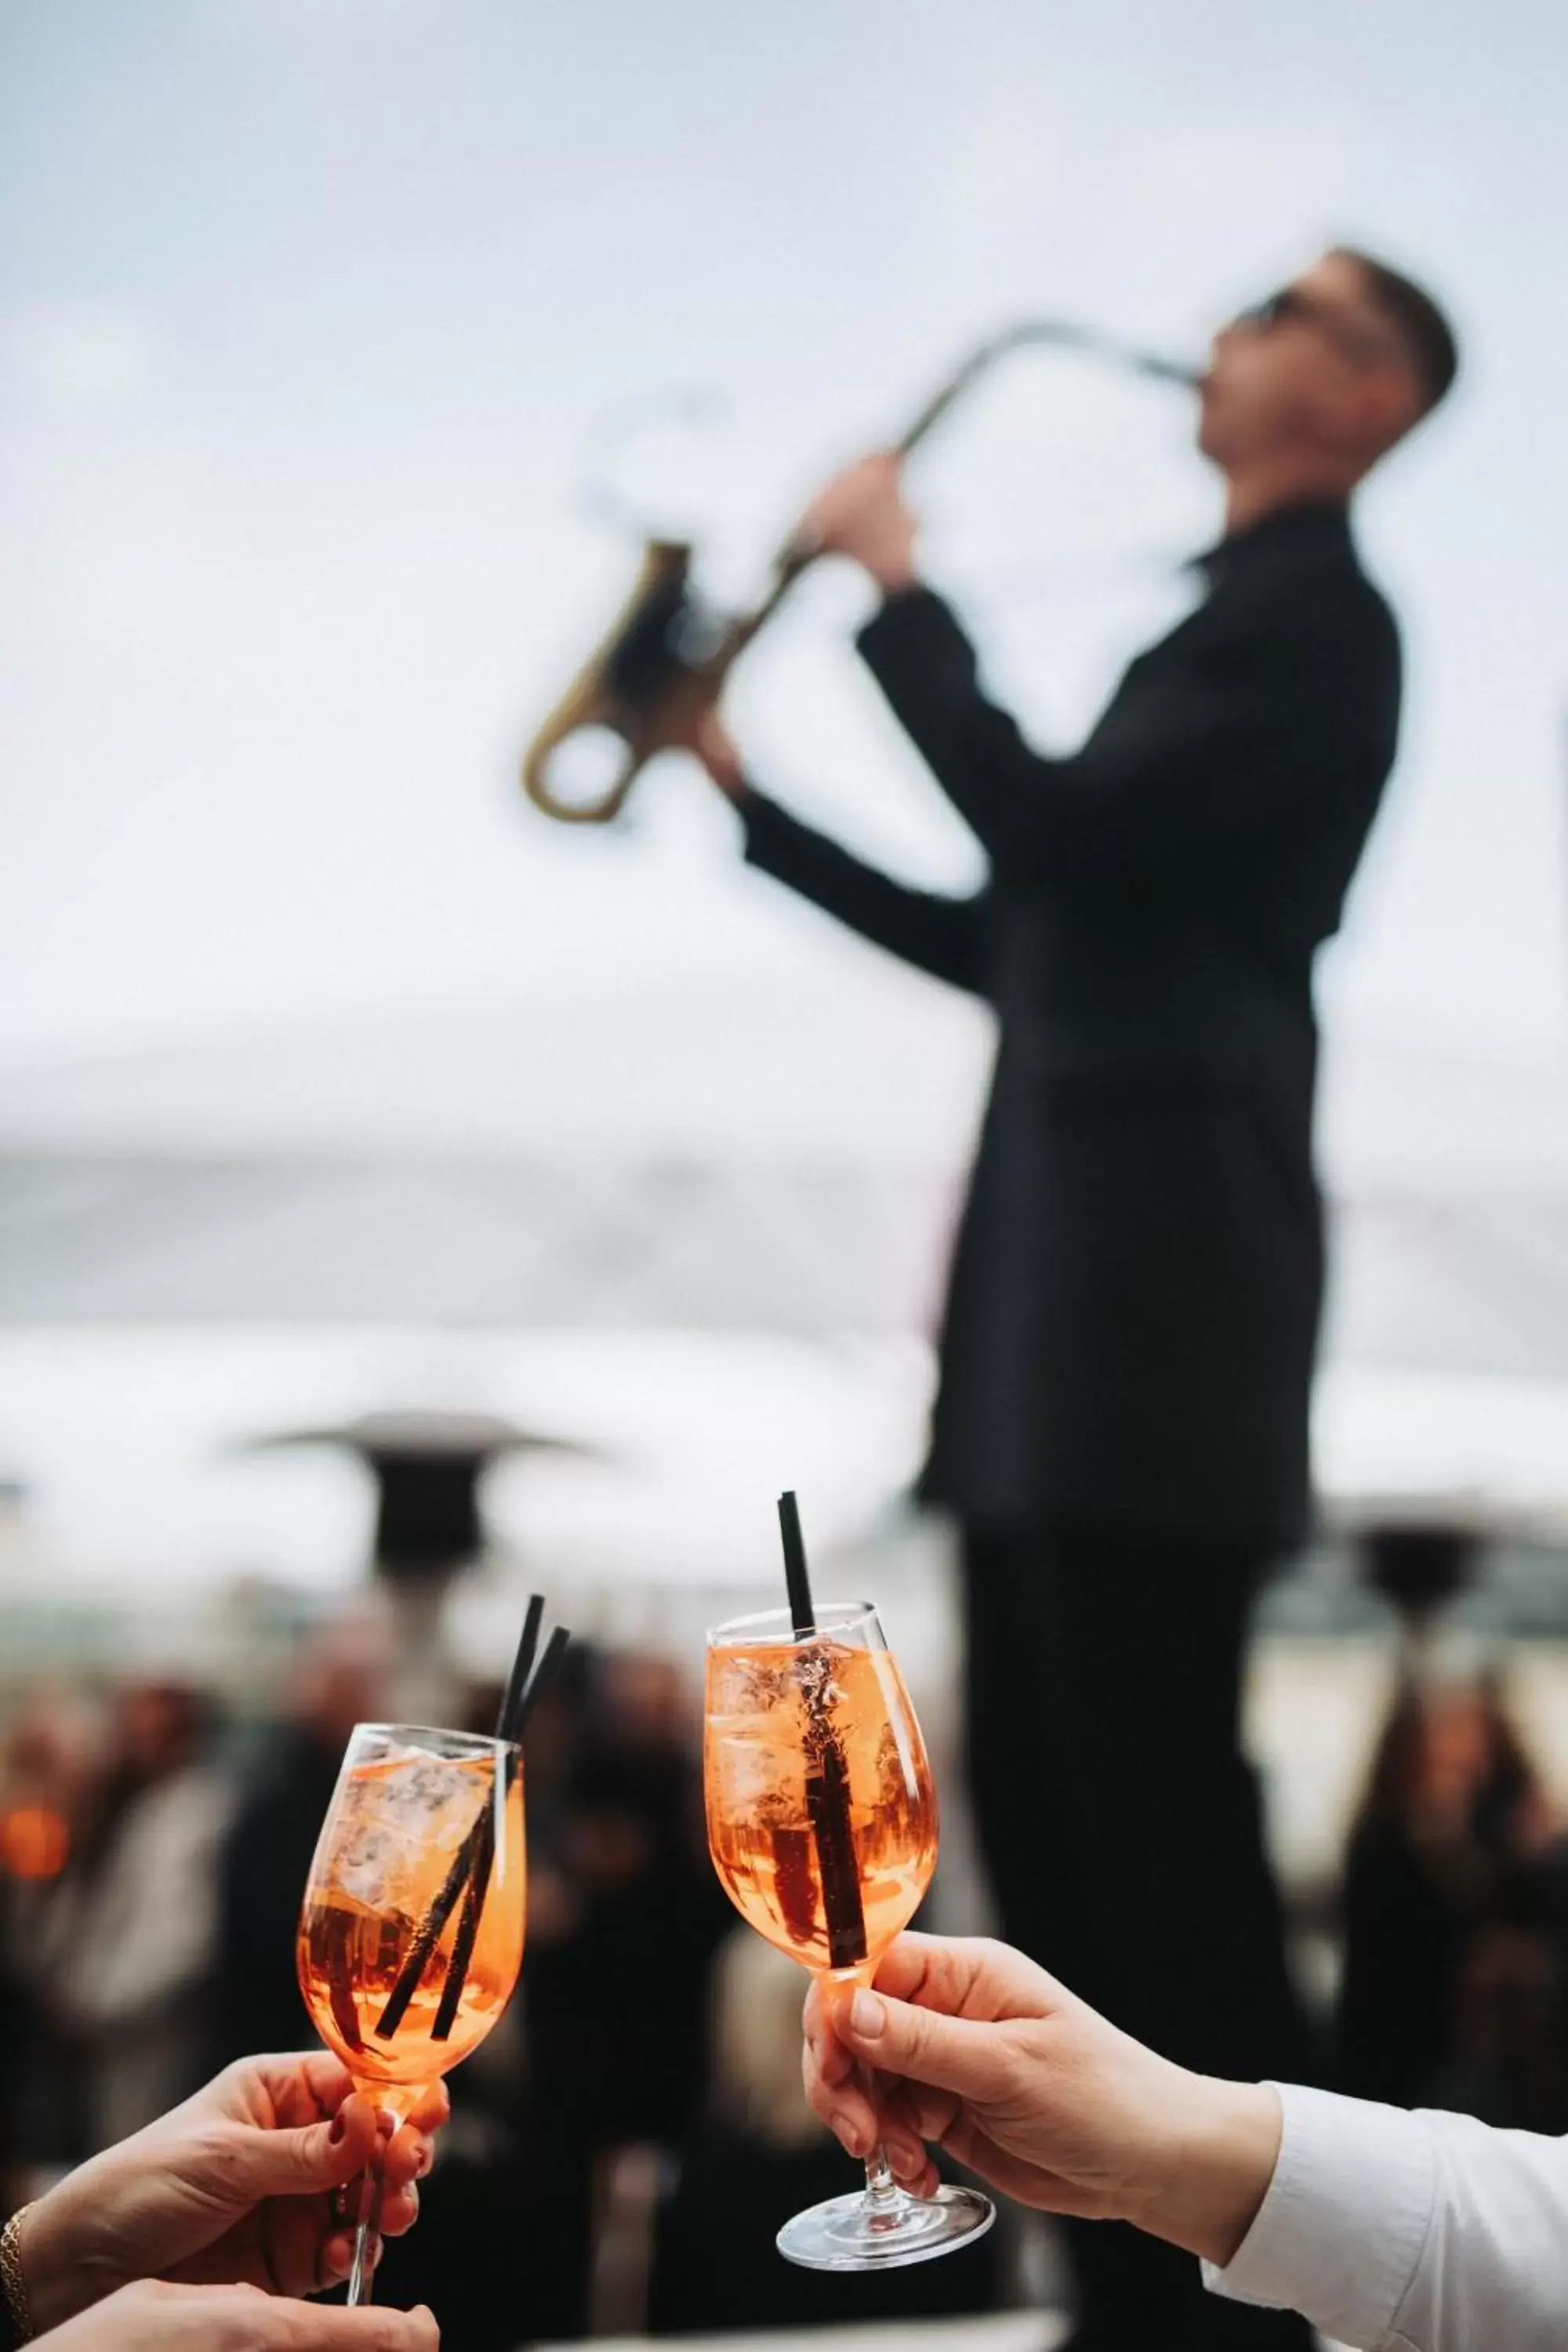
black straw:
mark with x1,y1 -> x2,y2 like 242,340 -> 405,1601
495,1592 -> 545,1745
430,1806 -> 496,2042
513,1624 -> 570,1740
775,1490 -> 866,1971
373,1830 -> 480,2038
374,1594 -> 568,2040
779,1490 -> 814,1638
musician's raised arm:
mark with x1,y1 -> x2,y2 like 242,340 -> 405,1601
688,713 -> 986,995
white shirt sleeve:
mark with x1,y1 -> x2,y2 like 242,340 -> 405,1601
1203,2081 -> 1568,2352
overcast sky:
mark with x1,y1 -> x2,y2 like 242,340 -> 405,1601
3,0 -> 1566,1072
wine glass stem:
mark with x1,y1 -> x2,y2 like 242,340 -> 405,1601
863,2138 -> 903,2212
346,2154 -> 386,2307
855,2063 -> 904,2215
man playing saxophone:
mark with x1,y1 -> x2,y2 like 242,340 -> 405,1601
692,248 -> 1458,2351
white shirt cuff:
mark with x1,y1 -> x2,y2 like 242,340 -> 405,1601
1203,2083 -> 1436,2347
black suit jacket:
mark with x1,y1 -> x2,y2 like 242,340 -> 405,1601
741,503 -> 1401,1547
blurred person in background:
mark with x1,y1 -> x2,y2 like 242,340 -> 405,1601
32,1680 -> 230,2156
514,1647 -> 730,2339
0,1687 -> 103,2179
694,248 -> 1459,2349
521,1649 -> 730,2161
1338,1671 -> 1563,2126
211,1617 -> 393,2072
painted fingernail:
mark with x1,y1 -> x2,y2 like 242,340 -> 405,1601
887,2134 -> 923,2173
851,1990 -> 886,2038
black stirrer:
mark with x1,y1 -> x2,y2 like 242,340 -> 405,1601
511,1624 -> 570,1742
777,1491 -> 867,1971
430,1804 -> 495,2042
430,1621 -> 572,2039
497,1592 -> 545,1745
429,1627 -> 572,2040
779,1489 -> 814,1640
376,1595 -> 564,2038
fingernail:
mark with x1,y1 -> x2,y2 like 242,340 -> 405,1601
887,2133 -> 922,2173
328,2113 -> 347,2146
851,1989 -> 885,2038
827,2107 -> 866,2155
416,2140 -> 434,2178
376,2108 -> 397,2138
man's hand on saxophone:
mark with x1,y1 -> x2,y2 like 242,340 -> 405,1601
794,451 -> 920,592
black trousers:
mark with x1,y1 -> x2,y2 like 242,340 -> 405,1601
963,1524 -> 1317,2351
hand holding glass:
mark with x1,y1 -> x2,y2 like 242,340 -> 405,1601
704,1602 -> 993,2270
297,1725 -> 525,2303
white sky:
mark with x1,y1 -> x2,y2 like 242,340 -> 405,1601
2,0 -> 1566,1069
4,1 -> 1568,1606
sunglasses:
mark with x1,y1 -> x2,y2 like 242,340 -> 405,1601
1232,285 -> 1391,369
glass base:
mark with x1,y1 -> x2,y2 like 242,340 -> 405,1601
776,2182 -> 996,2273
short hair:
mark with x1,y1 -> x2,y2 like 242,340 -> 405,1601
1333,247 -> 1460,417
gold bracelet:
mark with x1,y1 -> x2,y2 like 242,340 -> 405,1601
0,2204 -> 34,2347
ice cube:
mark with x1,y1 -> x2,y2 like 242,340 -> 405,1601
713,1655 -> 797,1718
332,1748 -> 482,1907
713,1724 -> 806,1828
715,1730 -> 775,1809
793,1644 -> 847,1719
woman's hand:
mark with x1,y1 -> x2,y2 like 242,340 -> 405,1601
802,1933 -> 1281,2266
794,452 -> 919,592
20,2056 -> 448,2332
34,2278 -> 438,2351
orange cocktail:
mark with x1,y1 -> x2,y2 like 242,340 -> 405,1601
703,1599 -> 993,2273
705,1636 -> 936,1976
297,1724 -> 525,2302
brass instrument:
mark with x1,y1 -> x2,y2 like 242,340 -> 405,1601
521,321 -> 1194,825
